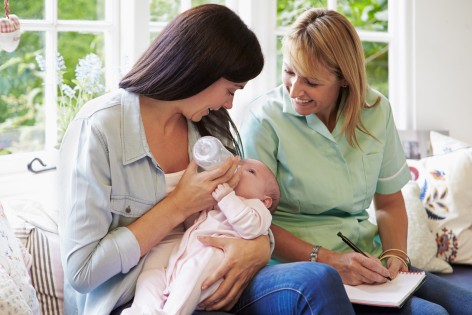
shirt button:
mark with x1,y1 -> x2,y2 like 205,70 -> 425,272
125,206 -> 131,213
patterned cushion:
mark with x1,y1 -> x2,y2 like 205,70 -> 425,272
402,181 -> 452,273
0,203 -> 40,314
407,132 -> 472,264
0,265 -> 33,315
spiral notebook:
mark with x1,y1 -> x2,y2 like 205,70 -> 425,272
343,271 -> 426,308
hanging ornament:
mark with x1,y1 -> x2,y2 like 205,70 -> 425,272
0,0 -> 21,52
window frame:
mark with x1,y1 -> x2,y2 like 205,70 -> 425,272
0,0 -> 120,174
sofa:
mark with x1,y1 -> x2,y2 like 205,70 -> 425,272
2,130 -> 472,314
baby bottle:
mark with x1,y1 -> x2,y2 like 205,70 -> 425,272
193,136 -> 233,171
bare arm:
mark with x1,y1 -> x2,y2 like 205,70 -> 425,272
271,224 -> 391,285
374,190 -> 409,278
271,191 -> 408,284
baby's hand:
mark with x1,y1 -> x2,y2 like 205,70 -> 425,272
212,183 -> 233,202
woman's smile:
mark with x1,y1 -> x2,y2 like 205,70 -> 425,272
292,98 -> 312,105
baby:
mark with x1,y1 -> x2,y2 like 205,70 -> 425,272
123,158 -> 279,315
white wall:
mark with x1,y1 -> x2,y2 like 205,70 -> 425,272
414,0 -> 472,144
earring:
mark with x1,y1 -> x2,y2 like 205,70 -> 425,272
342,84 -> 348,88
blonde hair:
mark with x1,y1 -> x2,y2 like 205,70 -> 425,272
282,8 -> 379,148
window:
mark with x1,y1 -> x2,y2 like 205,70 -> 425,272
0,0 -> 119,160
1,0 -> 403,170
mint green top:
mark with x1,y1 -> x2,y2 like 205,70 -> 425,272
240,85 -> 411,258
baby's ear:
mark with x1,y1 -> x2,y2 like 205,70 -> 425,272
262,195 -> 273,211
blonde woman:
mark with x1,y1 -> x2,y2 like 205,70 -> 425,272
242,8 -> 472,314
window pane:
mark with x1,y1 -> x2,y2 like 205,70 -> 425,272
0,32 -> 45,155
57,32 -> 105,141
58,32 -> 104,82
58,0 -> 105,20
337,0 -> 388,32
10,0 -> 45,20
364,41 -> 388,97
150,0 -> 180,22
277,0 -> 327,28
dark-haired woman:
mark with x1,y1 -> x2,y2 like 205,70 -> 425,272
58,4 -> 354,315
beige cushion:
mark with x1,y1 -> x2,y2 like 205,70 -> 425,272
407,132 -> 472,264
402,181 -> 452,273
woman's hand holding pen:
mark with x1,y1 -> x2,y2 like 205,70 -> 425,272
333,231 -> 394,284
325,250 -> 392,286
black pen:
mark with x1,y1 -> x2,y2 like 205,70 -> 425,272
337,231 -> 392,281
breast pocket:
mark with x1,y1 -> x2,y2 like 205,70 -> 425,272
110,197 -> 154,218
362,152 -> 383,209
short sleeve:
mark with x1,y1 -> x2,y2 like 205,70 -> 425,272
375,102 -> 411,194
240,101 -> 279,176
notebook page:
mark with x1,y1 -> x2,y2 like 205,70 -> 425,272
343,271 -> 426,307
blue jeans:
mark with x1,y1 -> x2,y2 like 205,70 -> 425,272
116,262 -> 353,315
118,264 -> 472,315
353,267 -> 472,314
230,262 -> 355,315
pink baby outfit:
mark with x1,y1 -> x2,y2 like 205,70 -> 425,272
124,191 -> 272,315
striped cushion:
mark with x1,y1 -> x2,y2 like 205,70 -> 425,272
15,222 -> 64,315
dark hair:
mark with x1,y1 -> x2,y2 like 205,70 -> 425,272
119,4 -> 264,156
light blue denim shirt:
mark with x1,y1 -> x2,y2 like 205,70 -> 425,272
58,89 -> 201,315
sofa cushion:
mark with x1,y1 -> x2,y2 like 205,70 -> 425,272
0,202 -> 40,314
0,265 -> 35,315
430,131 -> 470,154
407,132 -> 472,264
15,222 -> 64,315
402,181 -> 452,273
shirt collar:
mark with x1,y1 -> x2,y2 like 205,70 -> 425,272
120,89 -> 201,166
121,89 -> 148,165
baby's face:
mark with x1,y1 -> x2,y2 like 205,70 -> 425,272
234,159 -> 270,200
